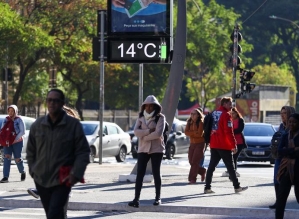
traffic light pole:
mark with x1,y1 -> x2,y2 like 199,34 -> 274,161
231,25 -> 239,107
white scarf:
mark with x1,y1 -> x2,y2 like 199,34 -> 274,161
144,110 -> 155,123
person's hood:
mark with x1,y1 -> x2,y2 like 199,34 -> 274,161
141,95 -> 162,114
7,104 -> 18,116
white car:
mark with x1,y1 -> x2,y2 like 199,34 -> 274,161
0,115 -> 36,165
80,121 -> 131,163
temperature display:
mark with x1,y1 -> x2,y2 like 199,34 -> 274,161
107,37 -> 170,63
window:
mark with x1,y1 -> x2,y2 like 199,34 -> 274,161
107,125 -> 118,135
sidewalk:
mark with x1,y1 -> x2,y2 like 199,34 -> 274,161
0,162 -> 298,218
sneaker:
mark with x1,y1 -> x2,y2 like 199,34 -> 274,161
128,199 -> 139,208
236,171 -> 240,177
235,186 -> 248,193
0,177 -> 8,183
153,198 -> 161,206
221,171 -> 229,177
204,189 -> 215,194
21,172 -> 26,181
27,188 -> 40,199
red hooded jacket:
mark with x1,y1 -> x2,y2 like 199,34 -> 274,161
209,106 -> 237,150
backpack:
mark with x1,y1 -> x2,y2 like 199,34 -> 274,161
203,112 -> 214,144
0,117 -> 18,147
270,131 -> 283,159
155,115 -> 169,145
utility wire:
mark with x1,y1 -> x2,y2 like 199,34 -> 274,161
242,0 -> 269,24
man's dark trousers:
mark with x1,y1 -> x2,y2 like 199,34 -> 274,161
35,182 -> 71,219
205,148 -> 240,189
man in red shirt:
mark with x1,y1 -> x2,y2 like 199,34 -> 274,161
204,97 -> 248,194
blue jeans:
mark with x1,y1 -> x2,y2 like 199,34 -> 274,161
274,158 -> 281,185
3,141 -> 25,178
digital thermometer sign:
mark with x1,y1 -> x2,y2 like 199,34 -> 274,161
107,37 -> 170,63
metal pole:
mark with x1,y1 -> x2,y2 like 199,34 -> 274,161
99,11 -> 105,165
231,25 -> 239,107
138,64 -> 143,108
135,63 -> 143,172
269,15 -> 299,29
5,44 -> 8,110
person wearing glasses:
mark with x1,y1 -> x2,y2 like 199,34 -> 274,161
0,105 -> 26,183
27,104 -> 81,218
26,88 -> 90,219
185,108 -> 206,184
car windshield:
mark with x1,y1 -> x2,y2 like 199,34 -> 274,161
244,125 -> 274,137
81,123 -> 98,135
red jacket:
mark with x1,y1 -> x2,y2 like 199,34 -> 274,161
209,106 -> 237,150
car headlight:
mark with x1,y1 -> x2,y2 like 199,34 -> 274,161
132,136 -> 138,143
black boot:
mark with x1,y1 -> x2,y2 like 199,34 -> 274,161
128,199 -> 139,208
269,184 -> 279,209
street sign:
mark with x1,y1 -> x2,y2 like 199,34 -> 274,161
107,37 -> 171,63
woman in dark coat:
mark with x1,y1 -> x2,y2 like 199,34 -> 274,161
275,113 -> 299,219
269,106 -> 295,209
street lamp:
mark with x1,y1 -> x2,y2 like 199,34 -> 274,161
269,15 -> 299,111
269,15 -> 299,29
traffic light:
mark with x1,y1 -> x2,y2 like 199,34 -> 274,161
241,69 -> 255,81
230,26 -> 242,68
239,68 -> 256,93
2,68 -> 13,81
246,83 -> 256,93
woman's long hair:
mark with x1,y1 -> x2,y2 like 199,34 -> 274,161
232,107 -> 243,119
187,109 -> 204,128
281,106 -> 296,129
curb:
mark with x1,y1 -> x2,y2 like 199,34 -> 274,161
0,199 -> 298,218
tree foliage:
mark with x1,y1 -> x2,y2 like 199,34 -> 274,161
214,0 -> 299,108
182,0 -> 253,109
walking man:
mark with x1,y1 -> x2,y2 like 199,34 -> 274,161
26,88 -> 90,219
204,97 -> 248,194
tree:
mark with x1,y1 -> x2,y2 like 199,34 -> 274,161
182,0 -> 253,110
214,1 -> 299,108
251,63 -> 297,105
0,1 -> 54,106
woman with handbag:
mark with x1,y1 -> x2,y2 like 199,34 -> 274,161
0,105 -> 26,183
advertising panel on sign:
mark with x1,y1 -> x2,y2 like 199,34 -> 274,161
108,0 -> 171,36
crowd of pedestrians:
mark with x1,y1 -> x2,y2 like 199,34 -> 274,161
2,92 -> 299,219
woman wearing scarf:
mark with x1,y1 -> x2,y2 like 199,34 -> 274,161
276,113 -> 299,219
128,95 -> 165,208
269,106 -> 295,209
